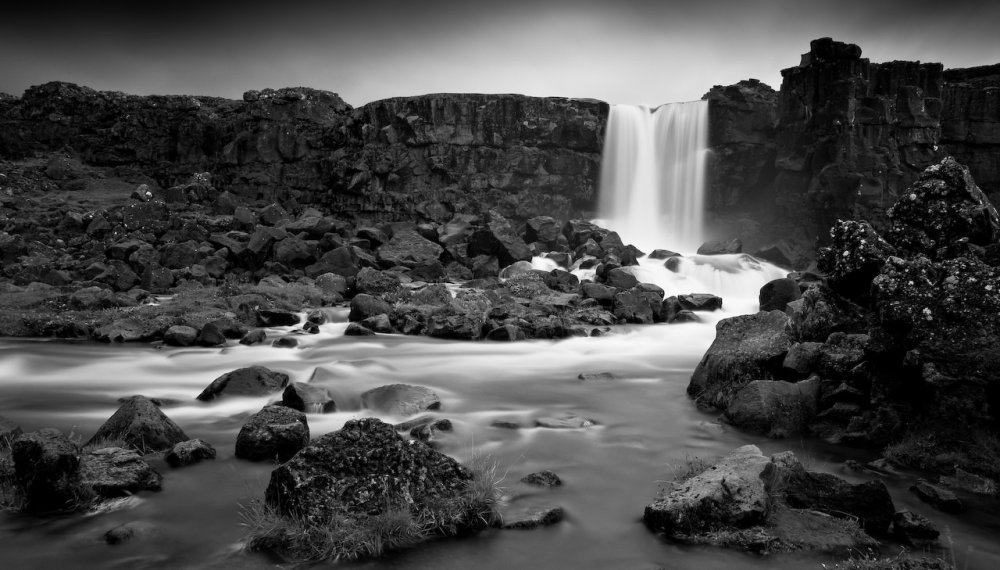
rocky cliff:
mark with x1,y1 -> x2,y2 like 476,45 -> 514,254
705,38 -> 1000,267
0,83 -> 607,224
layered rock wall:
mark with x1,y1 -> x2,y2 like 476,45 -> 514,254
0,83 -> 607,223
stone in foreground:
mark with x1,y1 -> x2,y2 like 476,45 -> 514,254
196,366 -> 289,401
87,396 -> 189,453
644,444 -> 769,535
235,405 -> 310,463
79,447 -> 162,497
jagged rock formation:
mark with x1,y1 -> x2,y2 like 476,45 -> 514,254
705,38 -> 1000,266
0,83 -> 607,223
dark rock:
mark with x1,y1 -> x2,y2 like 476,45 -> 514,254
354,267 -> 403,297
239,329 -> 267,345
12,428 -> 81,512
520,470 -> 563,487
612,290 -> 655,324
785,284 -> 866,342
486,324 -> 526,341
759,278 -> 802,312
724,376 -> 820,437
104,521 -> 159,545
581,282 -> 614,305
282,382 -> 337,413
765,455 -> 896,535
235,404 -> 310,463
892,510 -> 940,544
604,267 -> 638,289
782,342 -> 824,375
165,439 -> 217,467
648,249 -> 681,260
578,372 -> 616,382
196,322 -> 227,346
348,293 -> 393,322
816,220 -> 896,302
256,309 -> 300,327
361,384 -> 441,417
467,210 -> 532,267
376,230 -> 444,268
697,239 -> 743,255
500,505 -> 565,529
197,366 -> 289,401
79,447 -> 162,498
344,323 -> 375,336
525,216 -> 563,246
677,293 -> 723,312
87,396 -> 188,453
272,337 -> 299,348
208,317 -> 249,339
688,311 -> 792,410
264,418 -> 475,525
910,479 -> 965,513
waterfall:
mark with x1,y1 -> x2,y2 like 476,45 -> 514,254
597,101 -> 709,253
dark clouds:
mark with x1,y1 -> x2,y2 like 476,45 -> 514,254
1,0 -> 997,106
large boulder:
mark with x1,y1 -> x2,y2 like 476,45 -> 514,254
165,439 -> 217,468
11,428 -> 81,512
235,404 -> 310,463
467,210 -> 532,267
376,230 -> 444,268
79,447 -> 162,498
361,384 -> 441,417
759,278 -> 802,312
723,376 -> 821,437
196,366 -> 289,401
265,418 -> 474,522
281,382 -> 337,413
688,311 -> 792,410
644,445 -> 770,535
87,396 -> 189,453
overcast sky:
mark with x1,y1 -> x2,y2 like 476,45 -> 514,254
1,0 -> 997,107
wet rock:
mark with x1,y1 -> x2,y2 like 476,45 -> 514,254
79,447 -> 162,498
648,249 -> 681,260
724,376 -> 820,437
196,322 -> 227,346
500,505 -> 565,529
361,384 -> 441,417
235,404 -> 310,463
688,311 -> 792,410
612,290 -> 655,324
272,337 -> 299,348
104,521 -> 159,545
782,342 -> 823,375
282,382 -> 337,413
892,510 -> 940,544
207,317 -> 249,339
87,396 -> 189,453
197,366 -> 289,401
256,309 -> 300,327
305,309 -> 326,325
644,445 -> 769,536
354,267 -> 403,298
264,418 -> 475,525
604,267 -> 638,289
581,282 -> 614,305
697,239 -> 742,255
768,506 -> 877,555
486,324 -> 526,341
520,470 -> 563,488
578,372 -> 616,382
239,329 -> 267,345
759,278 -> 802,312
784,284 -> 866,342
12,428 -> 82,512
765,454 -> 896,536
348,293 -> 393,322
816,220 -> 896,302
165,439 -> 217,467
535,412 -> 597,429
360,313 -> 394,333
344,323 -> 376,336
467,210 -> 532,267
910,479 -> 965,512
677,293 -> 723,312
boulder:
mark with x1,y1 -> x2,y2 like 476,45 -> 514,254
535,412 -> 597,429
723,376 -> 821,437
764,455 -> 896,536
612,290 -> 655,324
79,447 -> 162,497
196,322 -> 227,347
104,521 -> 160,545
348,293 -> 393,322
604,267 -> 638,289
467,210 -> 532,267
197,366 -> 289,401
697,239 -> 742,255
520,470 -> 563,488
677,293 -> 723,312
376,230 -> 444,268
165,439 -> 217,467
281,382 -> 337,413
264,418 -> 474,522
500,505 -> 565,529
12,428 -> 82,512
361,384 -> 441,417
784,284 -> 866,342
163,325 -> 199,347
759,278 -> 802,312
344,323 -> 376,336
910,480 -> 965,513
688,311 -> 792,410
239,329 -> 267,345
87,396 -> 189,453
892,510 -> 940,545
354,267 -> 403,297
235,404 -> 310,463
256,309 -> 300,327
644,445 -> 769,535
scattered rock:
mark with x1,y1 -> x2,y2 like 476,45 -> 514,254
282,382 -> 337,413
87,396 -> 189,453
11,428 -> 82,512
723,376 -> 820,437
104,521 -> 159,545
759,278 -> 801,312
892,510 -> 940,545
165,439 -> 217,467
79,447 -> 162,497
500,504 -> 565,529
520,470 -> 563,488
235,404 -> 310,463
535,413 -> 597,429
239,329 -> 267,345
910,479 -> 965,513
360,384 -> 441,417
197,366 -> 289,401
578,372 -> 616,382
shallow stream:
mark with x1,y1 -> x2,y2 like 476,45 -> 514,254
1,255 -> 998,569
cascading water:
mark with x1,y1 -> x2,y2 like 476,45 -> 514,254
598,101 -> 708,253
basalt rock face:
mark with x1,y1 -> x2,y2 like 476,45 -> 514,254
0,83 -> 607,223
706,38 -> 999,266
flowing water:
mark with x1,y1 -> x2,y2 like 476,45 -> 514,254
2,255 -> 998,569
598,102 -> 708,252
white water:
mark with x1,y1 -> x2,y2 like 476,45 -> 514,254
598,102 -> 709,253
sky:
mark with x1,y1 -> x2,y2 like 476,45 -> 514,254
1,0 -> 997,107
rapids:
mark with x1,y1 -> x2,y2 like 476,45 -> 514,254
2,255 -> 998,569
